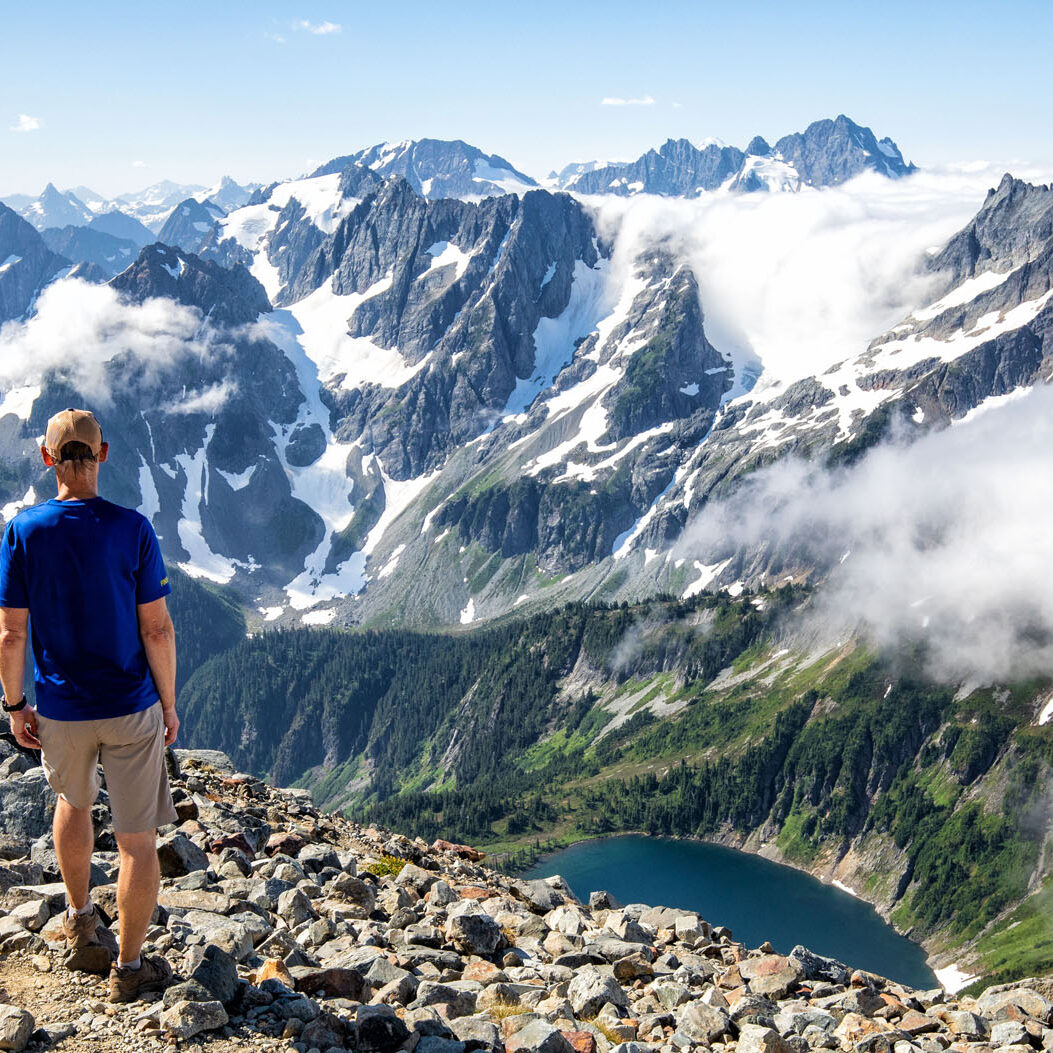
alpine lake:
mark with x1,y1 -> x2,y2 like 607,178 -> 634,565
524,835 -> 936,989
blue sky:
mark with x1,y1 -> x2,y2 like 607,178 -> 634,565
2,0 -> 1050,197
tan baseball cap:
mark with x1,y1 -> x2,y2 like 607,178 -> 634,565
44,408 -> 103,461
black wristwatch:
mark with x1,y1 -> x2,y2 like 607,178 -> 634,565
1,694 -> 27,713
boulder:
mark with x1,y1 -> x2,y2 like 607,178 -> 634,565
156,832 -> 208,877
567,968 -> 630,1017
186,944 -> 239,1005
789,945 -> 851,986
160,999 -> 229,1039
448,1016 -> 502,1052
444,907 -> 502,955
291,965 -> 368,1001
179,910 -> 253,961
504,1019 -> 575,1053
0,1005 -> 34,1053
737,1024 -> 792,1053
513,879 -> 566,914
276,887 -> 316,927
329,873 -> 377,915
677,1000 -> 734,1043
356,1004 -> 411,1052
0,770 -> 54,841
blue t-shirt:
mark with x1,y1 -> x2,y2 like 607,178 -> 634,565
0,497 -> 172,721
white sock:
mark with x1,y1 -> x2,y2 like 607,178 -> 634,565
118,956 -> 141,971
68,899 -> 93,918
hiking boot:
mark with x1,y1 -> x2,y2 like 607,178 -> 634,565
108,954 -> 174,1003
61,906 -> 118,974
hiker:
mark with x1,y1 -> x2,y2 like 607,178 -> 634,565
0,408 -> 178,1003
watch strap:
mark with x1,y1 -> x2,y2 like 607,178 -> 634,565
1,694 -> 27,713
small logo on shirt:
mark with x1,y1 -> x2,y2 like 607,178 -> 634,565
160,577 -> 169,587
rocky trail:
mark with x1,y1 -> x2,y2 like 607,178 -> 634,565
1,746 -> 1052,1053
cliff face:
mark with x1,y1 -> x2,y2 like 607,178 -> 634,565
1,744 -> 1051,1052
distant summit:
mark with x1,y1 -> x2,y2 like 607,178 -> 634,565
313,139 -> 538,200
559,115 -> 915,196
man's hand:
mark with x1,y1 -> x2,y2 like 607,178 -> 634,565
162,705 -> 179,747
10,704 -> 40,750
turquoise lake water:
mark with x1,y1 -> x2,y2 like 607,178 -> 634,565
523,835 -> 936,989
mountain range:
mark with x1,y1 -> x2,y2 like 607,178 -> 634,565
0,113 -> 1046,634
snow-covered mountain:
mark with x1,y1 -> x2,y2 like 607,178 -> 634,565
195,175 -> 259,213
109,180 -> 208,230
0,204 -> 71,323
2,125 -> 1044,631
313,139 -> 539,200
157,198 -> 227,254
8,184 -> 95,230
560,115 -> 915,196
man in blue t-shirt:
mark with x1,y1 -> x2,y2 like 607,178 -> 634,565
0,408 -> 178,1003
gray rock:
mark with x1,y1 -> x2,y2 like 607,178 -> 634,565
503,1019 -> 574,1053
677,1001 -> 734,1043
329,873 -> 377,916
356,1004 -> 412,1051
161,980 -> 215,1008
160,999 -> 229,1039
9,898 -> 48,932
789,946 -> 851,986
247,876 -> 295,911
737,1023 -> 793,1053
991,1021 -> 1029,1046
513,879 -> 567,914
416,1039 -> 467,1053
396,862 -> 437,893
186,943 -> 239,1005
444,908 -> 502,955
0,770 -> 55,841
651,980 -> 691,1009
414,981 -> 478,1018
567,967 -> 630,1017
449,1016 -> 502,1053
276,886 -> 316,927
156,832 -> 208,877
0,1005 -> 34,1053
180,910 -> 253,961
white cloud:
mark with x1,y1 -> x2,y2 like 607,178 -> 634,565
0,279 -> 237,410
601,95 -> 655,107
10,114 -> 41,133
295,19 -> 341,34
132,159 -> 147,168
676,385 -> 1053,683
170,380 -> 238,415
584,162 -> 1053,397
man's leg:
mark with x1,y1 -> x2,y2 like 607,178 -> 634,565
114,830 -> 159,965
53,797 -> 94,911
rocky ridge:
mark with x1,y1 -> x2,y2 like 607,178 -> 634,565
1,743 -> 1051,1053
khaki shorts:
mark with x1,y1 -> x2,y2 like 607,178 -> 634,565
36,702 -> 178,833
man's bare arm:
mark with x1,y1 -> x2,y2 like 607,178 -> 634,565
138,596 -> 178,746
0,606 -> 38,749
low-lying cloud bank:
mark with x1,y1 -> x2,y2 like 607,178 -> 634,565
590,162 -> 1053,396
676,384 -> 1053,684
